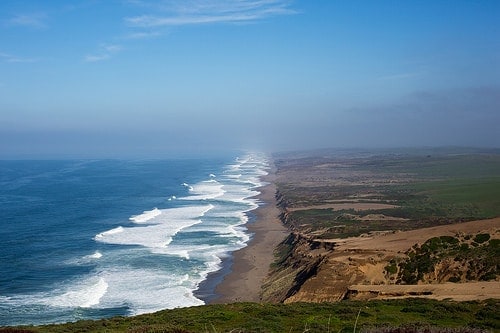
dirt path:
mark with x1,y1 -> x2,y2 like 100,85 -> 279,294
348,282 -> 500,301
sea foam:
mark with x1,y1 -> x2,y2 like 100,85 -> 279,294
95,205 -> 214,249
180,180 -> 225,201
0,152 -> 270,325
124,154 -> 267,302
129,208 -> 162,223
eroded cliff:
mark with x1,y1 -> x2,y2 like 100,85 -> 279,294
261,150 -> 500,303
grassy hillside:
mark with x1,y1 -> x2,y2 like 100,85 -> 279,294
3,299 -> 498,333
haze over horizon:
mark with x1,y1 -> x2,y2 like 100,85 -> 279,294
1,0 -> 499,158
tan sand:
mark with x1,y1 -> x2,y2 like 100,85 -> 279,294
327,217 -> 500,253
212,174 -> 289,303
348,282 -> 500,301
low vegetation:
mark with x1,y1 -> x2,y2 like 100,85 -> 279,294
385,233 -> 499,284
2,299 -> 498,333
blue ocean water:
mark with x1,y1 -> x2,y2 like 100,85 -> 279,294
0,153 -> 269,326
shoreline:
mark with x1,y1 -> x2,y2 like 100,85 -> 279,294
203,170 -> 289,304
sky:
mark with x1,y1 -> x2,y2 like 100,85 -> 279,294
0,0 -> 499,158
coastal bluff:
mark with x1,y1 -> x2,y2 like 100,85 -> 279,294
259,148 -> 500,304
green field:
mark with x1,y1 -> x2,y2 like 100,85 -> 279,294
409,177 -> 500,218
278,150 -> 500,238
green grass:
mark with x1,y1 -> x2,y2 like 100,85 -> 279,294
410,177 -> 500,218
370,177 -> 500,225
4,299 -> 498,333
355,153 -> 500,180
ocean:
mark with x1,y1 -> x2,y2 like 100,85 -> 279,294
0,152 -> 269,326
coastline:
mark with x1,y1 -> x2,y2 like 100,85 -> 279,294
207,171 -> 289,303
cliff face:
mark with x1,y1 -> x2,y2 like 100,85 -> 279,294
260,212 -> 392,303
262,188 -> 392,303
260,203 -> 500,304
261,191 -> 328,302
260,233 -> 330,302
263,150 -> 500,303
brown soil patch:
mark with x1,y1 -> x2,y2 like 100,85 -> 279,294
359,214 -> 408,221
324,217 -> 500,253
288,202 -> 398,212
348,282 -> 500,301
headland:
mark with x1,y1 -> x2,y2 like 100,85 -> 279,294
212,147 -> 500,304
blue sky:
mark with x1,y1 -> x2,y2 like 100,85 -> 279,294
1,0 -> 499,158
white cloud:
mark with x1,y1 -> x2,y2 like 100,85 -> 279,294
125,0 -> 296,27
104,44 -> 122,52
84,44 -> 123,63
0,52 -> 37,63
84,54 -> 111,62
125,31 -> 162,39
6,13 -> 48,29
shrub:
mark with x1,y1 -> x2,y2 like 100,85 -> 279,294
479,272 -> 496,281
473,234 -> 490,244
385,262 -> 398,275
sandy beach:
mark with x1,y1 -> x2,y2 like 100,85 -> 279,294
211,173 -> 289,303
